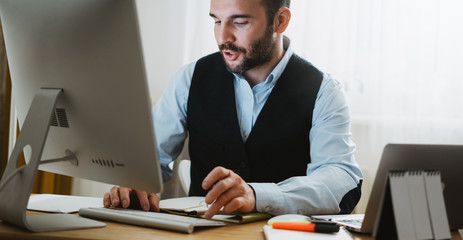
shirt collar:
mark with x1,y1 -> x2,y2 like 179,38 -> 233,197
268,36 -> 293,85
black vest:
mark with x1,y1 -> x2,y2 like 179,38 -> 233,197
186,52 -> 323,196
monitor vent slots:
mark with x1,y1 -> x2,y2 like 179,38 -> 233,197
50,108 -> 69,128
91,158 -> 125,168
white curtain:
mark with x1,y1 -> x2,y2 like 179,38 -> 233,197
289,0 -> 463,212
287,0 -> 463,170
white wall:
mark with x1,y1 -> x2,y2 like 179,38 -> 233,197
138,0 -> 216,100
137,0 -> 185,99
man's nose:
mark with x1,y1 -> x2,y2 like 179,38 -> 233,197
216,23 -> 235,45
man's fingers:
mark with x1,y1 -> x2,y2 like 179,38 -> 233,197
201,167 -> 256,219
104,186 -> 158,212
203,167 -> 235,205
204,193 -> 228,219
135,190 -> 149,211
204,175 -> 236,204
202,167 -> 231,190
148,193 -> 160,212
223,197 -> 245,213
108,186 -> 121,207
108,186 -> 132,208
119,187 -> 133,208
204,185 -> 245,218
103,192 -> 111,208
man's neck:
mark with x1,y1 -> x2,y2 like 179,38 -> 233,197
243,40 -> 285,88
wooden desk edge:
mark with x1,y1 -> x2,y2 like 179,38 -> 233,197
0,212 -> 461,240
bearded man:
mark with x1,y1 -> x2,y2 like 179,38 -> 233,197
104,0 -> 363,219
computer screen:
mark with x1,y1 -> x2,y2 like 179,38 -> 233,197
0,0 -> 163,231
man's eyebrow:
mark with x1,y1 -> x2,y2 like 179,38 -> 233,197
209,13 -> 252,19
230,14 -> 252,19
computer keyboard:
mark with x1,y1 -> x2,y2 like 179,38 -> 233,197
79,207 -> 226,234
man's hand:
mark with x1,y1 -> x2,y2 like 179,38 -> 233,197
103,186 -> 160,212
202,167 -> 256,219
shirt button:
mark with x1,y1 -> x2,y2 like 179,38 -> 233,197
264,206 -> 271,212
297,209 -> 303,214
243,131 -> 248,137
248,94 -> 252,100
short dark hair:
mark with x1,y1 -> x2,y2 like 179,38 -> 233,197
260,0 -> 291,26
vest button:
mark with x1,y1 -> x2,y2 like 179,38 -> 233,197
240,161 -> 247,168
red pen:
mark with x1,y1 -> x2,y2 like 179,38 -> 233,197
272,221 -> 340,233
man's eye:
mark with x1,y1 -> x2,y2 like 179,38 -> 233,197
234,22 -> 248,25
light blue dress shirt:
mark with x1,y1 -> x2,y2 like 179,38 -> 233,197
152,38 -> 363,215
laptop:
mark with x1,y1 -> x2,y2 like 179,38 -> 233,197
312,144 -> 463,233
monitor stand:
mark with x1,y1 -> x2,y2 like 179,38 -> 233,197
0,88 -> 106,232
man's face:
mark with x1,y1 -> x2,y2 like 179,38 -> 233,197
210,0 -> 275,74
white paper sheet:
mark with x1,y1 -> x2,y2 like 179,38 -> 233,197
27,194 -> 104,213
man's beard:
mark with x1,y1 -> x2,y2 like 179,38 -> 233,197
219,26 -> 275,74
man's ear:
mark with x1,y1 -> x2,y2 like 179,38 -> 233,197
274,7 -> 291,33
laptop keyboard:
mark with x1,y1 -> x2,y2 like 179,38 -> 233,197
337,218 -> 363,227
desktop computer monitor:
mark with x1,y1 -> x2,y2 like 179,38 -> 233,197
0,0 -> 163,232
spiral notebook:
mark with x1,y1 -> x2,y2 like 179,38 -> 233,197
159,196 -> 271,223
